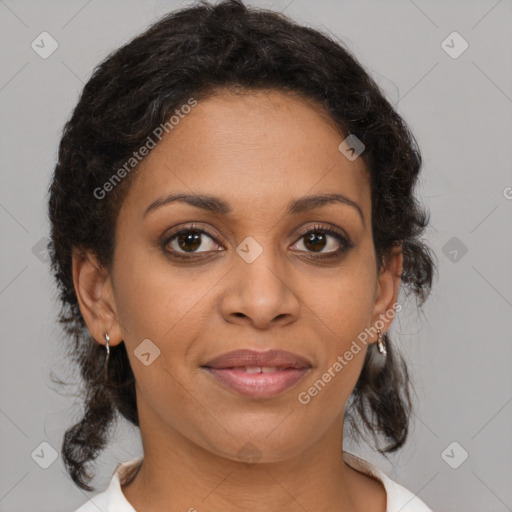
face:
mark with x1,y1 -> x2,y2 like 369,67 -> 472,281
75,89 -> 402,464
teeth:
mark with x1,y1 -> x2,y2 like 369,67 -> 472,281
261,366 -> 279,373
243,366 -> 280,373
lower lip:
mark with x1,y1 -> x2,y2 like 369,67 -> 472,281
203,367 -> 310,399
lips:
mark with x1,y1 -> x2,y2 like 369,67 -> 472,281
202,349 -> 311,370
201,349 -> 312,399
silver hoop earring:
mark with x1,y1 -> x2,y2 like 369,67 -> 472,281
104,332 -> 110,384
377,329 -> 387,355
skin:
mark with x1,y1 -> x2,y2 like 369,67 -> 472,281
73,89 -> 402,512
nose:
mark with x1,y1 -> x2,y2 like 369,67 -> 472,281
219,242 -> 301,330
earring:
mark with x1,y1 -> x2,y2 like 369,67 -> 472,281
377,329 -> 387,355
104,332 -> 110,384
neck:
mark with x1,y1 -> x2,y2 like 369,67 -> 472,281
121,415 -> 374,512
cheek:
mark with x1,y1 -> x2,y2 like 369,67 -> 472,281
294,277 -> 374,427
111,249 -> 218,406
112,255 -> 211,420
112,245 -> 213,343
300,261 -> 376,400
305,262 -> 376,340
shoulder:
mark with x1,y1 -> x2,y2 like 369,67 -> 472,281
71,457 -> 142,512
72,492 -> 109,512
381,475 -> 434,512
343,451 -> 434,512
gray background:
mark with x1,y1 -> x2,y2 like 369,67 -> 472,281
1,0 -> 511,510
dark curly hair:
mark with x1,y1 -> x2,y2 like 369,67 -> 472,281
47,0 -> 436,492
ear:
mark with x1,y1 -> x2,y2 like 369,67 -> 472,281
71,247 -> 123,347
371,245 -> 403,340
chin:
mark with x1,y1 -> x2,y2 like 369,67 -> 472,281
198,425 -> 311,465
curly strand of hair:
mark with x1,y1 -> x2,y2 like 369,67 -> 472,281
60,338 -> 138,491
61,383 -> 116,491
345,335 -> 413,456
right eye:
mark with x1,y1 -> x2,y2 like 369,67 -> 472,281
163,225 -> 224,258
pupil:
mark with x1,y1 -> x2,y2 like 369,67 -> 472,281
178,231 -> 201,251
304,232 -> 326,252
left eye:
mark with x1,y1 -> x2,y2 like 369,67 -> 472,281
292,229 -> 347,254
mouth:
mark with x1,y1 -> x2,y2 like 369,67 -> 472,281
201,349 -> 312,399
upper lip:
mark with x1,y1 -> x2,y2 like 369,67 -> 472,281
202,349 -> 312,370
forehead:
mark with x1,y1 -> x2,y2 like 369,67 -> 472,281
120,89 -> 370,221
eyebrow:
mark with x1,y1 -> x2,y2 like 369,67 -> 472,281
143,192 -> 364,226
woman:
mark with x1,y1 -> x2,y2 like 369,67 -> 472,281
48,1 -> 436,510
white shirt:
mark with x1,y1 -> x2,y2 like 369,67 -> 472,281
73,451 -> 433,512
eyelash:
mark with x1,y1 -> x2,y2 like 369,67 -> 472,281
162,223 -> 354,261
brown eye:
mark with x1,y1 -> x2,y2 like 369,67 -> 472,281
291,224 -> 354,259
303,231 -> 328,252
176,231 -> 202,252
164,226 -> 222,256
